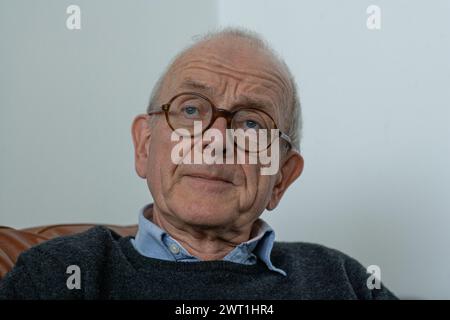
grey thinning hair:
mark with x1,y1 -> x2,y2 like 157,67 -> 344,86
146,27 -> 302,152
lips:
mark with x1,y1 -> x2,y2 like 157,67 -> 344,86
178,164 -> 237,187
184,173 -> 233,184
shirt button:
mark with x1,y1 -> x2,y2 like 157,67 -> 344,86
169,244 -> 180,254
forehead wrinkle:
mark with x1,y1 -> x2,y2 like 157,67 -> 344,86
178,78 -> 217,96
175,69 -> 285,125
175,67 -> 283,115
172,53 -> 290,97
176,77 -> 279,115
176,64 -> 285,107
168,54 -> 290,126
203,51 -> 290,86
200,51 -> 293,116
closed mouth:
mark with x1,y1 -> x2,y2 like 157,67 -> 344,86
184,174 -> 233,185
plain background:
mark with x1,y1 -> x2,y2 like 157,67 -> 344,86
1,0 -> 449,299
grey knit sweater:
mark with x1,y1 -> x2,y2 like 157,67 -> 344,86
0,226 -> 397,299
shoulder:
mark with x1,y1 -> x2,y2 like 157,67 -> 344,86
273,241 -> 353,264
1,226 -> 123,299
17,226 -> 122,267
272,241 -> 398,299
18,225 -> 124,268
273,241 -> 369,274
25,225 -> 122,259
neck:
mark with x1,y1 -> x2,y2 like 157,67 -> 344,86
146,204 -> 258,261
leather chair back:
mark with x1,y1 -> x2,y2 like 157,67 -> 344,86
0,224 -> 137,278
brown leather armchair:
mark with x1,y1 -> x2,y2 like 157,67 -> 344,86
0,224 -> 137,278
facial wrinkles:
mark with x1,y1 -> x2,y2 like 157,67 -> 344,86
170,53 -> 290,116
162,52 -> 285,215
207,74 -> 282,215
180,52 -> 291,91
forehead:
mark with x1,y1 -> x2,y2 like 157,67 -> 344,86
162,38 -> 291,110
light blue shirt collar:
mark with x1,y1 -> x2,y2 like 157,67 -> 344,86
131,203 -> 286,276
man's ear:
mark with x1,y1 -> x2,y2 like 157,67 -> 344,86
266,151 -> 304,210
131,114 -> 151,178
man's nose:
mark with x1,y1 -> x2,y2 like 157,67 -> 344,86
202,117 -> 229,154
209,116 -> 228,134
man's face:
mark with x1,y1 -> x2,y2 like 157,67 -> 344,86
134,38 -> 302,231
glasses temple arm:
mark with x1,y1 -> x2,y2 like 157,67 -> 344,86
279,131 -> 301,153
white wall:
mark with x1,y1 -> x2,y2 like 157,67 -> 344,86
218,0 -> 450,299
1,0 -> 449,299
0,0 -> 217,225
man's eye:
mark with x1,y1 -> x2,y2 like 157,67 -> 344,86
182,105 -> 199,116
244,120 -> 261,129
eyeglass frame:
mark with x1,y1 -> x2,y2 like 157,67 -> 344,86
147,91 -> 293,151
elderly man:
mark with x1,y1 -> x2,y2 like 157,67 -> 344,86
0,28 -> 396,299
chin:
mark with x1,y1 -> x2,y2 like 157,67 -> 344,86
168,192 -> 239,227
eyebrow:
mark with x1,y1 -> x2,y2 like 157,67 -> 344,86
233,95 -> 275,115
178,79 -> 277,116
178,79 -> 216,96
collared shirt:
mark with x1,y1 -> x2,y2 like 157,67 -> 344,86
131,203 -> 286,276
